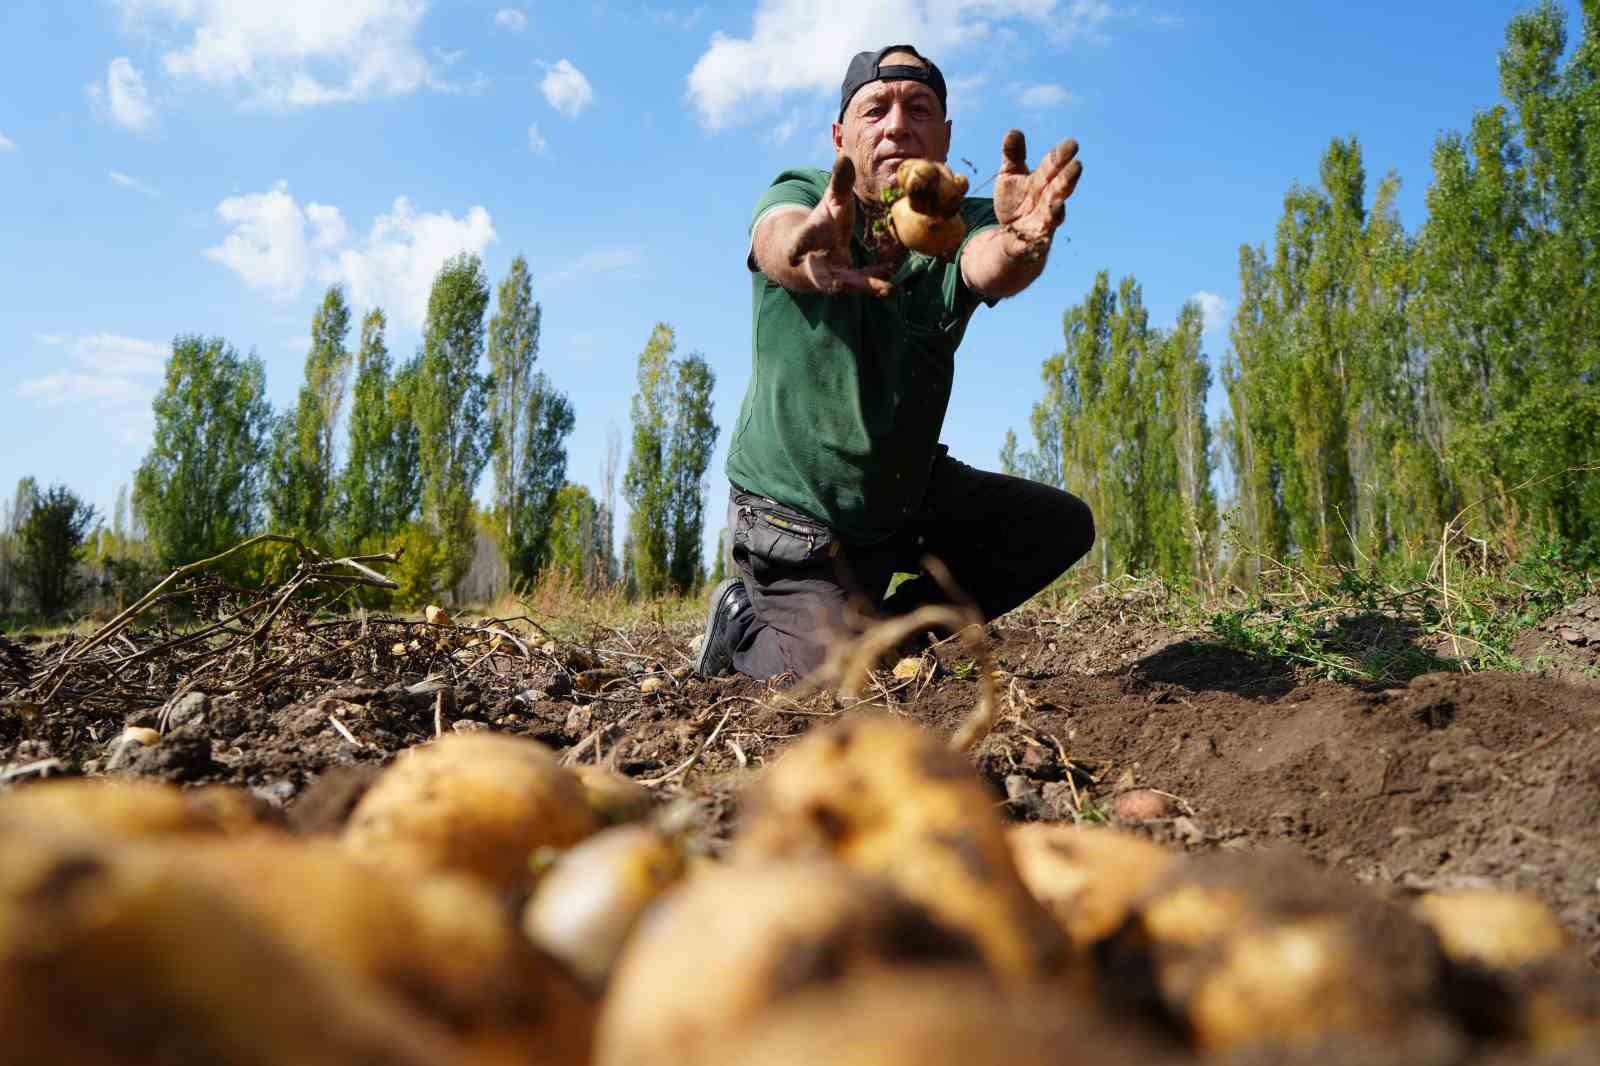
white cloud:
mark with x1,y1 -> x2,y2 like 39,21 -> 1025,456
204,181 -> 496,328
527,123 -> 547,152
109,170 -> 160,197
119,0 -> 432,107
1017,83 -> 1070,109
540,59 -> 593,118
1191,291 -> 1229,333
547,246 -> 642,286
0,131 -> 14,151
18,333 -> 168,420
685,0 -> 1119,128
494,8 -> 527,31
87,57 -> 157,131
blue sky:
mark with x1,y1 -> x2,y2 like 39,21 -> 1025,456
0,1 -> 1578,560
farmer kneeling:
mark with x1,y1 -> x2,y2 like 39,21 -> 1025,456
695,44 -> 1094,681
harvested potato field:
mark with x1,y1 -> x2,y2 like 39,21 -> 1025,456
2,575 -> 1598,1065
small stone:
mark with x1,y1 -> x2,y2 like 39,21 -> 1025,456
1558,627 -> 1587,646
165,692 -> 210,730
391,642 -> 408,656
891,657 -> 922,680
104,727 -> 160,772
425,604 -> 452,626
1004,774 -> 1045,820
1172,816 -> 1208,846
640,676 -> 669,695
452,719 -> 489,733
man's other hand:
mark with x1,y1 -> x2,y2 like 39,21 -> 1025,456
764,157 -> 896,298
992,130 -> 1083,261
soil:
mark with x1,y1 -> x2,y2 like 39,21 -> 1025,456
4,587 -> 1600,1058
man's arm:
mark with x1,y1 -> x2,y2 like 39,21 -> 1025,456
752,157 -> 896,298
960,131 -> 1083,302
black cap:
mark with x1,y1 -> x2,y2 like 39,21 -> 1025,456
838,44 -> 947,123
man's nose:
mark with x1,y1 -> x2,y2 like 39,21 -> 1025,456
883,100 -> 913,135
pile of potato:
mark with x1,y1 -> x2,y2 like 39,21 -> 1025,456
1,717 -> 1596,1065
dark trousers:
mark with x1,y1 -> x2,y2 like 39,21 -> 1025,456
726,449 -> 1095,680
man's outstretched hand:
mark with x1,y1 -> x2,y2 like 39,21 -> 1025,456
992,130 -> 1083,261
779,157 -> 896,298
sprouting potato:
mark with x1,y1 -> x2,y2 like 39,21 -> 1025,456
342,732 -> 599,894
167,835 -> 596,1066
0,823 -> 476,1066
0,778 -> 270,839
594,858 -> 987,1066
735,714 -> 1066,981
523,823 -> 685,987
1007,824 -> 1178,950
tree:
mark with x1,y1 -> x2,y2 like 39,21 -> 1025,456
16,483 -> 98,616
338,309 -> 423,548
265,286 -> 353,541
413,254 -> 492,593
0,478 -> 36,614
546,483 -> 600,587
134,336 -> 272,569
667,354 -> 718,591
507,374 -> 575,583
487,255 -> 542,543
623,324 -> 719,597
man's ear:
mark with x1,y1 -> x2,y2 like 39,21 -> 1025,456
831,122 -> 845,154
941,118 -> 953,160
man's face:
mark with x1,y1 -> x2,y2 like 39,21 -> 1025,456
832,55 -> 952,202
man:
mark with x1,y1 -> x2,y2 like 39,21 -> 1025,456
695,44 -> 1095,681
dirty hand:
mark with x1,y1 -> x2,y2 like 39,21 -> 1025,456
781,156 -> 896,298
992,130 -> 1083,261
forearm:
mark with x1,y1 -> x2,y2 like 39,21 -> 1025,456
959,226 -> 1049,301
751,208 -> 823,293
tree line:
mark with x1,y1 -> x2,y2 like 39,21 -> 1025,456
1005,1 -> 1598,586
2,254 -> 719,619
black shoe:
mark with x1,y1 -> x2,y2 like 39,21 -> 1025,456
695,577 -> 751,678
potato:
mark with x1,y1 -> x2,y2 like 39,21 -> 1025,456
736,714 -> 1066,981
343,732 -> 599,894
1415,888 -> 1572,971
1103,851 -> 1455,1054
0,823 -> 476,1066
572,764 -> 654,825
1414,889 -> 1598,1049
896,159 -> 968,217
888,159 -> 969,257
166,836 -> 595,1066
0,778 -> 267,839
595,858 -> 987,1066
1007,824 -> 1177,949
889,196 -> 966,258
524,823 -> 685,987
689,971 -> 1183,1066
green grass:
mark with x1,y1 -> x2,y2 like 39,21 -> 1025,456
1198,540 -> 1597,685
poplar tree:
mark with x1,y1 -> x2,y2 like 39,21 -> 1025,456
264,286 -> 352,541
338,309 -> 422,547
414,253 -> 492,591
508,373 -> 575,582
623,324 -> 719,597
487,255 -> 541,545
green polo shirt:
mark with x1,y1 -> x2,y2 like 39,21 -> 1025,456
725,167 -> 999,545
